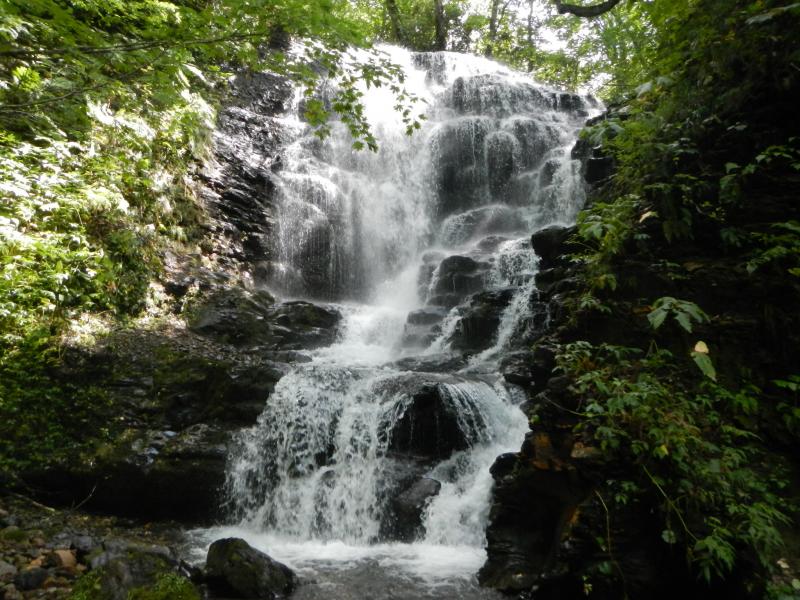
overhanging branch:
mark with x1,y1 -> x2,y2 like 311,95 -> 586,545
554,0 -> 625,17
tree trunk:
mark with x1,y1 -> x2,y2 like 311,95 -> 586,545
434,0 -> 447,51
526,0 -> 535,71
385,0 -> 406,44
485,0 -> 500,57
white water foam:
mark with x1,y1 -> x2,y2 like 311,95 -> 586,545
194,45 -> 596,595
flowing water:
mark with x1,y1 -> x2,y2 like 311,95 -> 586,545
189,46 -> 596,598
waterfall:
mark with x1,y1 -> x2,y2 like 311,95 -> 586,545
192,46 -> 595,597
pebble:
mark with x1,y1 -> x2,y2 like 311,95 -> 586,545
0,559 -> 17,582
44,551 -> 76,569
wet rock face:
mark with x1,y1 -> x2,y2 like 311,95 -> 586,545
189,288 -> 341,350
189,288 -> 277,347
388,381 -> 478,460
385,478 -> 442,542
447,74 -> 589,119
21,307 -> 335,523
448,288 -> 515,353
439,205 -> 525,246
424,255 -> 495,309
205,538 -> 296,599
500,345 -> 557,389
478,451 -> 592,593
391,353 -> 467,373
198,71 -> 292,272
266,301 -> 342,349
432,117 -> 492,214
401,307 -> 449,349
530,225 -> 577,268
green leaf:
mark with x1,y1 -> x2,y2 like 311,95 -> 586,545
692,351 -> 717,381
675,311 -> 693,333
648,307 -> 668,330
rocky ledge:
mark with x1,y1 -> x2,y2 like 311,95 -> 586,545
18,286 -> 340,524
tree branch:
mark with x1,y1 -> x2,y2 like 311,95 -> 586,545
0,31 -> 267,59
554,0 -> 626,18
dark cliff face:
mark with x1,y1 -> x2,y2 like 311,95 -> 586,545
479,105 -> 800,598
197,71 -> 293,279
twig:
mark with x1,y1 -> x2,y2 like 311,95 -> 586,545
594,489 -> 628,596
643,464 -> 697,541
68,483 -> 97,513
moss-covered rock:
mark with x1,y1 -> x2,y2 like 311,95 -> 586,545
205,538 -> 296,599
70,542 -> 196,600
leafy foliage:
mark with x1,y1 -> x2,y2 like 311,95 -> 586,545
0,331 -> 114,472
537,2 -> 800,594
68,570 -> 102,600
556,341 -> 791,583
127,573 -> 200,600
647,297 -> 709,333
0,0 -> 425,471
69,571 -> 198,600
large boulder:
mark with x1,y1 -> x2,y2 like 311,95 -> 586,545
391,353 -> 467,373
584,155 -> 614,184
439,205 -> 524,246
189,288 -> 277,347
401,307 -> 449,349
530,225 -> 577,269
21,330 -> 291,523
263,301 -> 341,349
448,288 -> 515,353
388,379 -> 484,460
190,289 -> 341,350
27,425 -> 232,523
426,255 -> 492,308
385,477 -> 442,542
205,538 -> 296,599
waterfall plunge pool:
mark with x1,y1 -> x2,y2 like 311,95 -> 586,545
186,528 -> 504,599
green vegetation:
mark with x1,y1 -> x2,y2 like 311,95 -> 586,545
68,570 -> 102,600
127,573 -> 200,600
0,0 -> 423,472
557,341 -> 789,584
69,571 -> 198,600
537,0 -> 800,594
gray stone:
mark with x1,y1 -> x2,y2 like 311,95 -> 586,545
13,567 -> 47,591
389,478 -> 442,542
0,560 -> 17,583
87,542 -> 185,600
206,538 -> 296,599
530,225 -> 575,268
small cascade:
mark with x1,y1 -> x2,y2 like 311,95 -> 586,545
194,46 -> 597,598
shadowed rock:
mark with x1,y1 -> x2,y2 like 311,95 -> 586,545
206,538 -> 296,599
386,478 -> 442,542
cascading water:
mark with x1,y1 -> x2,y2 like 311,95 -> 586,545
192,46 -> 596,598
